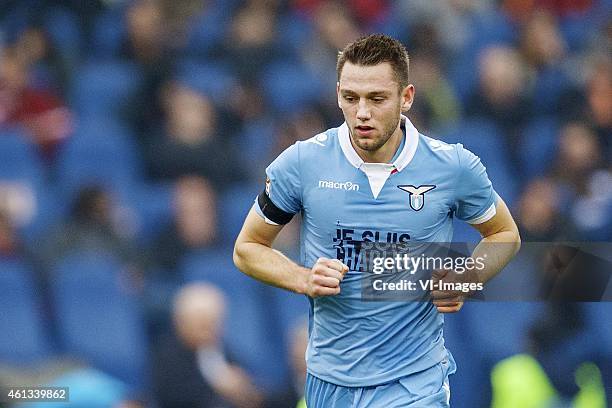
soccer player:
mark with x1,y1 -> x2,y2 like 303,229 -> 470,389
234,34 -> 521,407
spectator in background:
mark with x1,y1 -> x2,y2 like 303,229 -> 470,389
9,26 -> 71,92
301,1 -> 362,79
585,58 -> 611,162
298,1 -> 361,118
144,176 -> 219,343
408,50 -> 460,131
553,122 -> 603,196
519,10 -> 570,115
552,122 -> 612,240
503,0 -> 594,21
225,80 -> 277,177
122,0 -> 168,65
149,175 -> 218,276
144,80 -> 244,190
159,0 -> 208,51
273,108 -> 327,156
520,11 -> 566,73
292,0 -> 389,29
226,0 -> 280,81
0,210 -> 23,258
121,0 -> 174,140
516,178 -> 569,242
40,185 -> 139,268
398,0 -> 491,57
466,46 -> 531,160
0,209 -> 51,306
152,283 -> 263,408
0,42 -> 72,163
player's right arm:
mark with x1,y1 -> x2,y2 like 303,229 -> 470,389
233,207 -> 348,297
235,141 -> 348,297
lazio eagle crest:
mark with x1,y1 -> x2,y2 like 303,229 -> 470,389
397,185 -> 436,211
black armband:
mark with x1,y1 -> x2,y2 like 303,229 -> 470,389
257,190 -> 295,225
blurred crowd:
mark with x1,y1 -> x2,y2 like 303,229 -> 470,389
0,0 -> 610,407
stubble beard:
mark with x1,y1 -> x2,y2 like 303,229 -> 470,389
351,117 -> 400,152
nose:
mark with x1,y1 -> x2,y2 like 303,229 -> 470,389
356,99 -> 371,121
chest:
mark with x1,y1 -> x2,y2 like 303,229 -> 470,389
302,167 -> 455,239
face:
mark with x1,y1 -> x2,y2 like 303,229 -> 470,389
337,62 -> 414,153
175,289 -> 225,349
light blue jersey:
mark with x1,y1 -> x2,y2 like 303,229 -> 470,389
255,115 -> 497,387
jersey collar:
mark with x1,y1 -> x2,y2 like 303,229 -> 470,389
338,114 -> 419,171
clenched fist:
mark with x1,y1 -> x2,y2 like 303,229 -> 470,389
304,257 -> 349,297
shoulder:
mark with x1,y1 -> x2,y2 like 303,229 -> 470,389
266,127 -> 340,182
418,134 -> 484,167
415,134 -> 489,180
271,127 -> 339,168
296,127 -> 339,157
417,134 -> 464,166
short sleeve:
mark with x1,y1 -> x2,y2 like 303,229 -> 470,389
254,143 -> 302,224
454,144 -> 498,224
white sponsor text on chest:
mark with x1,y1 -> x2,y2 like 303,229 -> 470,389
318,180 -> 360,191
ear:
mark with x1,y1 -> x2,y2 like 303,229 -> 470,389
336,82 -> 342,109
400,84 -> 415,112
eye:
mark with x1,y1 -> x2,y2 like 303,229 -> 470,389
372,97 -> 385,103
344,95 -> 356,102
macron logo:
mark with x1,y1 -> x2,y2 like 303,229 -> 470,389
318,180 -> 360,191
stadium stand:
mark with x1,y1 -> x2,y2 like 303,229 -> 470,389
0,0 -> 610,406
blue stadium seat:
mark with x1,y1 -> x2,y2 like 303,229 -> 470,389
533,68 -> 572,115
14,368 -> 130,408
444,312 -> 491,408
439,119 -> 519,205
182,4 -> 232,56
583,303 -> 612,351
560,11 -> 601,52
0,127 -> 56,240
447,10 -> 517,103
236,117 -> 278,171
51,251 -> 148,388
368,2 -> 411,40
218,182 -> 261,245
0,4 -> 30,44
181,247 -> 252,292
276,12 -> 314,59
518,116 -> 559,180
69,61 -> 142,119
0,258 -> 52,364
126,182 -> 174,245
180,248 -> 289,392
43,7 -> 82,58
462,302 -> 542,362
90,7 -> 126,58
485,248 -> 542,301
0,127 -> 45,187
270,289 -> 309,341
260,61 -> 325,114
55,119 -> 142,203
176,60 -> 237,104
446,302 -> 542,407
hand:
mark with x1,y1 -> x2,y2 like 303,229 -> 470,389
214,365 -> 263,408
304,257 -> 349,297
430,267 -> 480,313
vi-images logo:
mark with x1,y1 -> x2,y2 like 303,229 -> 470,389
318,180 -> 360,191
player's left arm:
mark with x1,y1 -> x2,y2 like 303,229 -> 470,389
469,196 -> 521,283
433,197 -> 520,313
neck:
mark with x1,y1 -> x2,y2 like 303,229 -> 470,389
352,124 -> 403,164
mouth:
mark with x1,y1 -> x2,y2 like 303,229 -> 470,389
355,125 -> 375,136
